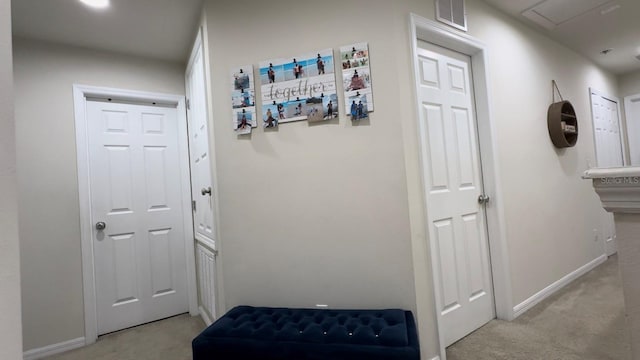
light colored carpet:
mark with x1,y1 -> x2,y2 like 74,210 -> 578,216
46,256 -> 628,360
46,314 -> 206,360
447,254 -> 631,360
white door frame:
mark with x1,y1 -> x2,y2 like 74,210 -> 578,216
73,84 -> 199,345
589,88 -> 627,166
409,14 -> 513,360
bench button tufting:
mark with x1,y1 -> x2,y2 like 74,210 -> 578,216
348,332 -> 353,336
323,332 -> 327,335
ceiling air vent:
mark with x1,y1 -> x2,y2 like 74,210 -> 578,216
436,0 -> 467,32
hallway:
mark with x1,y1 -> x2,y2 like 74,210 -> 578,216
448,255 -> 629,359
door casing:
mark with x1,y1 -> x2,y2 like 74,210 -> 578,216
73,84 -> 199,345
409,14 -> 512,360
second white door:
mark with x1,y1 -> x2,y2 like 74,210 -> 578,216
186,34 -> 216,249
417,41 -> 495,347
88,99 -> 189,335
590,90 -> 622,256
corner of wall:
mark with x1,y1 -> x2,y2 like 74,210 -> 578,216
0,0 -> 24,359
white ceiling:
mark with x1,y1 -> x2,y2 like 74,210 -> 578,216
10,0 -> 640,74
11,0 -> 203,63
484,0 -> 640,75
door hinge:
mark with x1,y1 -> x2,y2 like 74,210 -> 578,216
186,98 -> 191,110
192,200 -> 196,212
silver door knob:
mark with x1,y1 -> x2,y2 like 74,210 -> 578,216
201,187 -> 212,196
478,195 -> 490,205
95,222 -> 106,230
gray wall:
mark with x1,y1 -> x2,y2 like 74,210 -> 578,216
203,1 -> 617,358
0,0 -> 23,359
619,69 -> 640,98
204,0 -> 419,314
465,0 -> 617,305
13,38 -> 186,351
618,69 -> 640,165
14,1 -> 620,358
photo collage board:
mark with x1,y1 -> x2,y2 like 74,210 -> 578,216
340,42 -> 374,121
231,42 -> 375,134
259,48 -> 338,127
231,66 -> 257,135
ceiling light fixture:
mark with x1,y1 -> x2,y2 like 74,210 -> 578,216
79,0 -> 110,9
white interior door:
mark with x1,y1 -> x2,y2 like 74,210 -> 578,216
417,41 -> 495,347
88,99 -> 188,335
625,93 -> 640,166
591,90 -> 623,168
186,34 -> 216,250
590,90 -> 621,256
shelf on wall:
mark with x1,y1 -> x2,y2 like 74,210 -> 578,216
548,100 -> 578,148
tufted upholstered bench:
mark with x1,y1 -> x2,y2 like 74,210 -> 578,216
192,306 -> 420,360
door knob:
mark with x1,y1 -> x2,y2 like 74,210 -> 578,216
201,187 -> 212,196
478,194 -> 490,205
96,221 -> 106,230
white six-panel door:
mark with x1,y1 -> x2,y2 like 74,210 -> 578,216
626,94 -> 640,166
590,90 -> 622,256
87,100 -> 188,335
417,41 -> 495,347
186,37 -> 216,249
591,91 -> 623,169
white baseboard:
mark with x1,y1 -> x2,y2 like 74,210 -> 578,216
430,356 -> 441,360
513,254 -> 607,318
23,337 -> 85,360
199,305 -> 213,326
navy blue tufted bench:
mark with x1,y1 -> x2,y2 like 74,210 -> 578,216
192,306 -> 420,360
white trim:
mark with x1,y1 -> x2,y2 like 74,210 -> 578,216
409,14 -> 514,360
73,84 -> 199,344
178,95 -> 200,317
513,254 -> 607,318
23,337 -> 85,360
200,306 -> 214,326
429,357 -> 442,360
186,28 -> 203,80
199,18 -> 227,317
584,166 -> 640,178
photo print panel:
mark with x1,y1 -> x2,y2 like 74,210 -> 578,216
260,48 -> 338,124
231,65 -> 256,134
340,42 -> 374,119
233,108 -> 255,135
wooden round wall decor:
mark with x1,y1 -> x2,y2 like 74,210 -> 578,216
548,100 -> 578,148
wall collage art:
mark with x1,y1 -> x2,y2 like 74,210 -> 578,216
231,42 -> 374,135
340,42 -> 374,121
231,66 -> 256,135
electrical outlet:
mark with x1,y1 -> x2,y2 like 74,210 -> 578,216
593,229 -> 599,242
